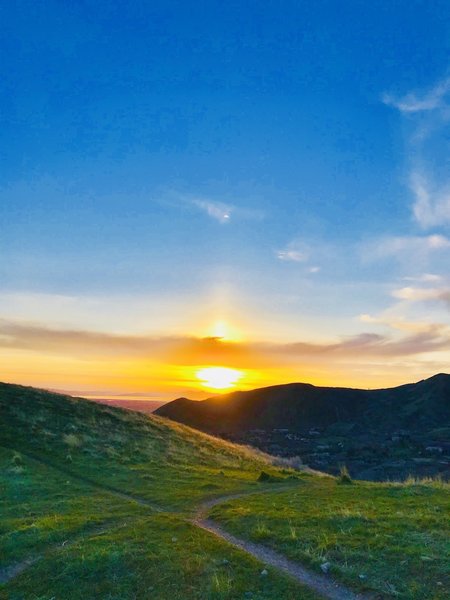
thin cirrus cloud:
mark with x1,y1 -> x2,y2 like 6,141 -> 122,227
192,199 -> 233,224
276,249 -> 308,262
392,286 -> 450,306
275,243 -> 320,272
190,198 -> 265,224
362,234 -> 450,261
164,192 -> 246,224
409,171 -> 450,229
358,313 -> 450,342
403,273 -> 443,283
259,325 -> 450,359
1,318 -> 449,363
382,77 -> 450,113
276,240 -> 310,263
383,75 -> 450,228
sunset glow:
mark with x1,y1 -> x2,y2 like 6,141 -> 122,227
2,3 -> 450,403
196,367 -> 243,390
211,320 -> 229,339
2,8 -> 448,598
206,319 -> 243,342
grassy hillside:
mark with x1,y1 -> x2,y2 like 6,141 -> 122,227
0,383 -> 318,600
0,448 -> 314,600
156,374 -> 450,481
209,476 -> 450,600
1,382 -> 449,599
0,382 -> 290,510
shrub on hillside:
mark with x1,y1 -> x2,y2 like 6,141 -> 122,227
337,465 -> 353,485
258,471 -> 282,483
63,433 -> 81,448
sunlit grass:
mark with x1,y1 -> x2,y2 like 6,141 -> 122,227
2,382 -> 448,600
209,477 -> 450,599
0,444 -> 318,599
0,383 -> 296,511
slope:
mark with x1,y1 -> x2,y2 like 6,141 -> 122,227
1,382 -> 448,600
0,382 -> 289,509
155,374 -> 450,481
0,382 -> 324,600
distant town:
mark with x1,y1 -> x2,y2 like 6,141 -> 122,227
223,426 -> 450,481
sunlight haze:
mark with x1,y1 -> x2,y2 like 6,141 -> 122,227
2,2 -> 450,402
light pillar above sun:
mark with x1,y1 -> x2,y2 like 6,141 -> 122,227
207,319 -> 242,342
212,320 -> 228,339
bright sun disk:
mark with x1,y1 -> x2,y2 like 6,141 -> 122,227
196,366 -> 242,390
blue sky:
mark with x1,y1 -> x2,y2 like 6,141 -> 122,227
1,1 -> 450,397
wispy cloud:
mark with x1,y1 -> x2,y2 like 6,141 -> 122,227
363,234 -> 450,261
262,328 -> 450,358
192,199 -> 233,224
384,75 -> 450,228
0,319 -> 250,363
178,196 -> 265,224
382,77 -> 450,113
277,249 -> 307,262
403,273 -> 443,283
276,240 -> 310,263
162,191 -> 265,224
392,286 -> 450,306
409,171 -> 450,228
1,318 -> 449,364
276,241 -> 321,273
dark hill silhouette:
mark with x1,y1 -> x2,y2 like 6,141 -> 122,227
156,374 -> 450,434
156,374 -> 450,480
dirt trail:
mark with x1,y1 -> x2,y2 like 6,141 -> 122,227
0,523 -> 122,585
2,449 -> 375,599
0,444 -> 165,512
0,557 -> 39,586
192,493 -> 375,600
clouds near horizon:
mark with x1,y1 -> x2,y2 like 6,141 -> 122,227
2,3 -> 450,396
2,317 -> 448,366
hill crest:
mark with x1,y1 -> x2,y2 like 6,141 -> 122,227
155,374 -> 450,480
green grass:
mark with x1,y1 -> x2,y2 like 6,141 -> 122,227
209,476 -> 450,599
0,445 -> 318,600
0,447 -> 149,568
0,383 -> 293,510
1,513 -> 320,600
2,382 -> 449,599
0,383 -> 320,599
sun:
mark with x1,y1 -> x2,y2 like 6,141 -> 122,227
196,366 -> 243,390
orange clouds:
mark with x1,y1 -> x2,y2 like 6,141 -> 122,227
1,316 -> 450,400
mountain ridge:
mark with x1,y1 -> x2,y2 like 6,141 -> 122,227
156,373 -> 450,433
155,374 -> 450,480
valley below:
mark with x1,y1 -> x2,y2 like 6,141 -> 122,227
156,374 -> 450,482
222,425 -> 450,482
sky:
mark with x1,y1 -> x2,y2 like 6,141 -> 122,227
2,1 -> 450,401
